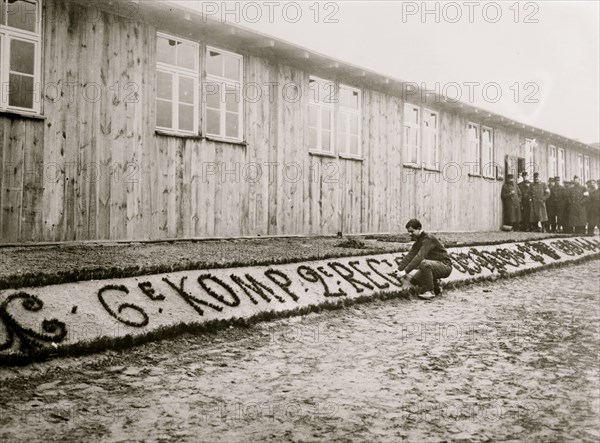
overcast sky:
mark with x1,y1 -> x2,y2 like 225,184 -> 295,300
173,0 -> 600,144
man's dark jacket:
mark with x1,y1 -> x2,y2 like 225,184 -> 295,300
397,232 -> 452,273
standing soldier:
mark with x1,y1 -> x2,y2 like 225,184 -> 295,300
501,174 -> 521,230
545,177 -> 557,232
568,176 -> 587,234
553,176 -> 567,233
586,180 -> 599,235
529,172 -> 551,232
518,171 -> 532,231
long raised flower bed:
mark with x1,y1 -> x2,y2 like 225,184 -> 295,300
1,237 -> 598,364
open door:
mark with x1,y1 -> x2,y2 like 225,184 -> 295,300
505,155 -> 525,181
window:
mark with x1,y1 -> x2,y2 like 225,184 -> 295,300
525,138 -> 535,176
156,33 -> 199,134
337,84 -> 361,157
468,123 -> 480,175
578,154 -> 584,182
422,109 -> 439,170
557,147 -> 566,183
548,145 -> 557,178
308,76 -> 335,153
481,127 -> 494,177
205,46 -> 243,141
584,155 -> 590,183
0,0 -> 42,114
404,104 -> 420,164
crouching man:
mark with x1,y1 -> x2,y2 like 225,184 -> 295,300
397,219 -> 453,300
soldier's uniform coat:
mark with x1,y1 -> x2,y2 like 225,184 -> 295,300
529,181 -> 551,222
553,184 -> 568,227
567,184 -> 588,227
518,180 -> 532,223
586,187 -> 600,231
501,182 -> 522,224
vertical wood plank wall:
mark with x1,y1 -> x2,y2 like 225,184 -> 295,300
1,0 -> 599,243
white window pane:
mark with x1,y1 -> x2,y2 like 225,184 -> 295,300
337,133 -> 345,152
207,50 -> 222,77
206,109 -> 220,135
430,113 -> 437,129
179,76 -> 194,104
7,0 -> 36,33
309,128 -> 318,149
8,74 -> 34,108
350,135 -> 359,155
340,88 -> 355,108
1,1 -> 6,25
308,104 -> 318,128
225,86 -> 239,112
179,104 -> 194,132
350,91 -> 359,109
177,42 -> 196,70
321,108 -> 331,130
309,79 -> 318,102
157,36 -> 176,65
349,115 -> 359,135
206,82 -> 221,109
322,82 -> 334,104
156,99 -> 173,128
226,112 -> 239,138
10,39 -> 35,74
338,111 -> 347,135
224,54 -> 240,81
156,71 -> 172,100
321,130 -> 331,151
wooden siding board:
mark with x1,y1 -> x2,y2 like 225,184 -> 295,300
4,0 -> 600,244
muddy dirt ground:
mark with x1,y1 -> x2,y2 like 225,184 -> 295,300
1,261 -> 599,442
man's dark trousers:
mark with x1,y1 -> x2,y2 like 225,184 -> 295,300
410,260 -> 453,292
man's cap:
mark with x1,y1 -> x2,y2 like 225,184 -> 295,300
521,171 -> 528,176
506,174 -> 514,179
554,176 -> 561,181
533,172 -> 540,178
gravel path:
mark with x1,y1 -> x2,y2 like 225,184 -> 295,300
1,260 -> 599,442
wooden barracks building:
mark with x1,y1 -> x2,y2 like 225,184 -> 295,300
1,0 -> 599,243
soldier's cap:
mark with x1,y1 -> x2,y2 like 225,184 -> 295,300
548,177 -> 555,181
554,176 -> 561,181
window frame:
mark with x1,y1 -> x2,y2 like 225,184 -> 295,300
155,32 -> 200,136
578,153 -> 584,183
308,75 -> 335,155
337,83 -> 362,159
422,108 -> 440,171
548,145 -> 557,178
403,103 -> 421,167
584,155 -> 590,184
525,138 -> 535,177
467,122 -> 481,176
204,45 -> 244,143
481,126 -> 495,178
0,0 -> 43,115
557,147 -> 566,183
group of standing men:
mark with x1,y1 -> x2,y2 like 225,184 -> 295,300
501,171 -> 600,234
